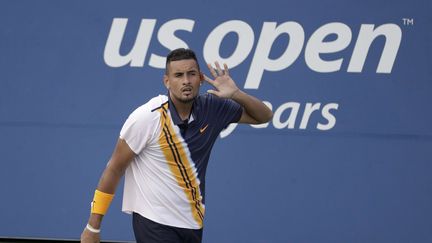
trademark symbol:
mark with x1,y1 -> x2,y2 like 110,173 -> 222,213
402,18 -> 414,26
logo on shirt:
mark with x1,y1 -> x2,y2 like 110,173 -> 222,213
200,124 -> 209,133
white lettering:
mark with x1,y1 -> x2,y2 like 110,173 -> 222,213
149,19 -> 195,68
305,23 -> 352,72
273,102 -> 300,129
348,24 -> 402,73
104,18 -> 402,79
317,103 -> 339,130
299,103 -> 321,129
219,101 -> 340,138
104,18 -> 155,67
220,123 -> 238,138
245,22 -> 304,89
203,20 -> 254,68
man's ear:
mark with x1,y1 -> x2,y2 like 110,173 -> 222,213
163,75 -> 169,89
199,72 -> 204,85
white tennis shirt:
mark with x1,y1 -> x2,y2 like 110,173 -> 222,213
120,94 -> 242,229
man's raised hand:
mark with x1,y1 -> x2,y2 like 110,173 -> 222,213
204,62 -> 240,99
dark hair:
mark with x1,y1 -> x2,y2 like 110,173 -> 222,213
165,48 -> 200,74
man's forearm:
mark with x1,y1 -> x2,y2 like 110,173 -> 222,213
85,138 -> 135,231
232,89 -> 273,124
87,164 -> 125,228
96,162 -> 126,194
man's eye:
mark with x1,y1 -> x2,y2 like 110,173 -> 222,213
175,74 -> 182,77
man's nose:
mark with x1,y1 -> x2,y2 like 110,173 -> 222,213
182,74 -> 191,84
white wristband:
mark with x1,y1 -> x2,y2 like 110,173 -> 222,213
86,223 -> 101,234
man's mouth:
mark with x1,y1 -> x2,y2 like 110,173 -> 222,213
182,87 -> 193,95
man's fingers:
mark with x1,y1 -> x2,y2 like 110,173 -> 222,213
214,61 -> 224,76
208,61 -> 230,77
207,89 -> 220,96
223,63 -> 230,76
203,75 -> 216,85
207,63 -> 218,78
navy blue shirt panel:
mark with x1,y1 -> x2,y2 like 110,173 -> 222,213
168,94 -> 242,202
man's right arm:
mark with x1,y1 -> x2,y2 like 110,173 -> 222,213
81,138 -> 136,242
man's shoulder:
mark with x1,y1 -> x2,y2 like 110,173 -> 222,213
196,93 -> 220,105
129,95 -> 168,119
196,93 -> 234,108
197,93 -> 215,100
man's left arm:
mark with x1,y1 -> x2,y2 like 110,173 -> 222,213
231,89 -> 273,124
204,61 -> 273,125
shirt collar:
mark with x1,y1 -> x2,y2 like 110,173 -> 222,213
168,94 -> 196,125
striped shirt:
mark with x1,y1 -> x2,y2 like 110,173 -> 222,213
120,94 -> 242,229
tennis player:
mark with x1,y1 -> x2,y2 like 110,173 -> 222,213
80,48 -> 272,243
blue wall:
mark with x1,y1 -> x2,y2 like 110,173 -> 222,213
1,0 -> 431,242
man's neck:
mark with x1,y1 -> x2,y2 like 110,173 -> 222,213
170,96 -> 193,121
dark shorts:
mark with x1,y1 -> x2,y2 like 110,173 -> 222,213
132,212 -> 203,243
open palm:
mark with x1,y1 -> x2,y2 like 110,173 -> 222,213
204,62 -> 239,99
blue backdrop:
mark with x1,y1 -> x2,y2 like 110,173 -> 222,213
1,0 -> 431,242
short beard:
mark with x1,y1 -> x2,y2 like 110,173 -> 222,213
179,97 -> 195,104
171,93 -> 196,104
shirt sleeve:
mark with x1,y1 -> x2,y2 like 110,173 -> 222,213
209,94 -> 243,129
119,106 -> 155,154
